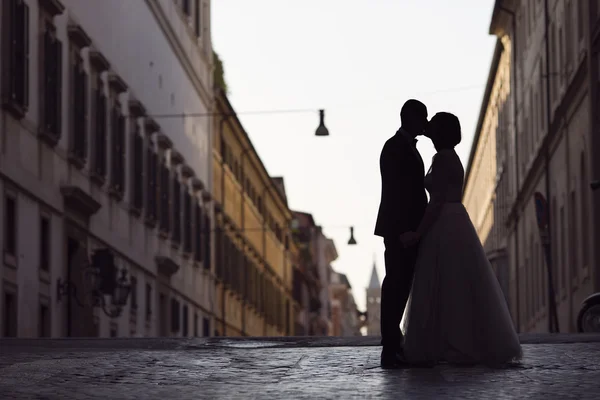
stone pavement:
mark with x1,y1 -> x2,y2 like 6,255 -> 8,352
1,334 -> 599,399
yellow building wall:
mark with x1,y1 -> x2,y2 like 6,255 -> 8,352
463,43 -> 511,247
211,91 -> 297,337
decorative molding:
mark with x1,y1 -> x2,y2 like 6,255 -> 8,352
156,133 -> 173,150
191,178 -> 204,192
39,0 -> 65,17
144,118 -> 161,135
155,256 -> 180,278
108,74 -> 128,93
60,186 -> 101,218
214,201 -> 222,213
181,164 -> 194,178
129,98 -> 146,117
89,50 -> 110,72
67,24 -> 92,48
170,150 -> 184,166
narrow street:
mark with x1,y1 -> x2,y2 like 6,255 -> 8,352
1,335 -> 599,399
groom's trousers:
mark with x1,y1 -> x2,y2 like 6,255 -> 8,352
380,237 -> 419,352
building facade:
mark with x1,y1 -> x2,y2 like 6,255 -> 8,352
330,271 -> 361,337
365,262 -> 381,336
316,234 -> 337,335
0,0 -> 215,338
212,89 -> 296,336
463,37 -> 513,305
487,0 -> 599,333
291,211 -> 323,336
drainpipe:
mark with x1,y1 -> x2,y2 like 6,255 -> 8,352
499,4 -> 520,333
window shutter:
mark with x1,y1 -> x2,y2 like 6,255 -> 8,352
20,1 -> 30,109
81,69 -> 88,160
203,214 -> 211,270
195,203 -> 203,262
55,39 -> 62,138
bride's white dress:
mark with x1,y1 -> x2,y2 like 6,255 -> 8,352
401,149 -> 522,366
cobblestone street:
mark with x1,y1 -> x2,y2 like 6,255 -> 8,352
1,335 -> 599,399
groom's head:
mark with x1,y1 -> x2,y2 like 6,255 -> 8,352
400,99 -> 428,137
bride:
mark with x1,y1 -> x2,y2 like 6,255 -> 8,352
398,112 -> 522,366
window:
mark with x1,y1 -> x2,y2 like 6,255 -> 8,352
130,276 -> 138,311
578,0 -> 585,40
246,258 -> 254,303
202,2 -> 208,39
215,227 -> 223,279
194,0 -> 201,37
203,317 -> 210,337
183,190 -> 192,253
2,0 -> 30,118
109,101 -> 125,198
89,51 -> 109,182
194,202 -> 203,262
68,45 -> 87,164
550,26 -> 556,100
40,215 -> 50,270
146,146 -> 158,224
558,27 -> 564,86
159,161 -> 171,232
220,136 -> 226,160
182,304 -> 189,337
131,124 -> 144,213
182,0 -> 190,16
171,298 -> 180,333
41,21 -> 62,145
3,290 -> 17,337
203,214 -> 211,270
194,313 -> 198,337
145,283 -> 152,321
223,235 -> 231,285
92,76 -> 107,181
172,176 -> 182,246
39,303 -> 50,337
4,194 -> 16,258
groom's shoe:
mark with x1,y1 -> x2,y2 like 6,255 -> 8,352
380,349 -> 406,369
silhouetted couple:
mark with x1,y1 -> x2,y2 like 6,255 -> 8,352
374,100 -> 522,369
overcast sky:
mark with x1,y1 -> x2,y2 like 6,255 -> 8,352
212,0 -> 498,311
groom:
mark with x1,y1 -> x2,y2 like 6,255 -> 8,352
374,99 -> 428,368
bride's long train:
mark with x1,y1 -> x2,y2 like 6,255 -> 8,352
400,203 -> 523,366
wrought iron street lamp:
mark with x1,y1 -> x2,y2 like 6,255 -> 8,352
347,226 -> 357,245
148,108 -> 330,137
57,248 -> 132,318
288,220 -> 358,246
315,109 -> 329,136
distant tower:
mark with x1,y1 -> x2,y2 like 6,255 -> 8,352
366,257 -> 381,336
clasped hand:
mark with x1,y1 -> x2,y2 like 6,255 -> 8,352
398,231 -> 420,247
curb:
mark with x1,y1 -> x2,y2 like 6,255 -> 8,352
1,333 -> 599,352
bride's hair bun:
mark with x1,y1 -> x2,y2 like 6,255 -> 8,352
432,112 -> 461,148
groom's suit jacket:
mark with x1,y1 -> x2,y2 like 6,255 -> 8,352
374,129 -> 428,239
